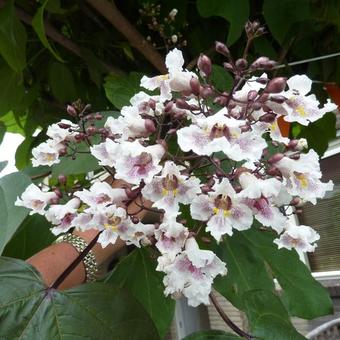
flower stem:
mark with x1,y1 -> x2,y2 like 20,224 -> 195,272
209,292 -> 255,340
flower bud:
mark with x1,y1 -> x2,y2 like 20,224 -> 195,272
75,132 -> 86,142
265,77 -> 287,93
201,185 -> 212,194
167,128 -> 177,135
235,58 -> 248,70
215,41 -> 230,57
214,96 -> 228,106
290,197 -> 302,206
200,86 -> 214,99
251,57 -> 277,70
125,187 -> 138,199
59,147 -> 67,156
197,54 -> 212,77
148,99 -> 156,111
50,196 -> 60,205
176,99 -> 191,110
144,119 -> 156,133
287,139 -> 298,149
259,112 -> 276,123
223,62 -> 234,72
58,123 -> 71,129
164,101 -> 174,114
266,166 -> 281,176
67,105 -> 77,117
251,102 -> 262,110
190,77 -> 201,96
270,95 -> 286,104
131,216 -> 140,224
53,188 -> 63,198
58,174 -> 67,185
201,236 -> 211,244
94,113 -> 103,120
268,153 -> 284,164
247,90 -> 258,101
86,126 -> 97,136
240,124 -> 251,132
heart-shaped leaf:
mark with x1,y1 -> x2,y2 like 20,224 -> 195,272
0,257 -> 159,339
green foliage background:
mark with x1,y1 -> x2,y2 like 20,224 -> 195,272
0,0 -> 339,339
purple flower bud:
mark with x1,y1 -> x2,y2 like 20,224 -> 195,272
287,139 -> 298,149
50,197 -> 60,205
144,119 -> 156,133
259,112 -> 276,123
167,128 -> 177,135
251,102 -> 262,110
53,188 -> 63,198
265,77 -> 287,93
235,58 -> 248,70
131,216 -> 140,224
223,62 -> 234,72
86,126 -> 97,136
247,90 -> 258,101
200,86 -> 214,99
148,99 -> 156,110
75,133 -> 86,142
270,95 -> 287,104
59,147 -> 67,156
201,185 -> 212,194
197,54 -> 212,77
290,197 -> 302,206
215,41 -> 230,57
67,105 -> 77,117
190,77 -> 201,96
164,101 -> 174,114
268,153 -> 284,164
266,166 -> 281,176
58,174 -> 67,185
94,113 -> 103,120
176,99 -> 191,110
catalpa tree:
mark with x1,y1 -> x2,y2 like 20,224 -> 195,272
0,19 -> 338,339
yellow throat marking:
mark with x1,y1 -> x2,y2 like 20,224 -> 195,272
104,223 -> 118,231
296,105 -> 307,117
213,207 -> 231,217
296,174 -> 308,188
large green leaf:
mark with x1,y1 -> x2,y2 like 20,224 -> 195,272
0,121 -> 5,144
32,0 -> 64,62
0,0 -> 27,72
104,72 -> 143,110
184,330 -> 242,339
263,0 -> 312,43
213,231 -> 275,310
51,152 -> 101,176
0,172 -> 31,254
105,248 -> 175,338
0,161 -> 7,172
244,290 -> 305,339
0,63 -> 25,116
210,65 -> 233,92
242,229 -> 333,319
2,214 -> 56,260
48,62 -> 78,102
196,0 -> 249,45
291,112 -> 337,156
0,257 -> 159,339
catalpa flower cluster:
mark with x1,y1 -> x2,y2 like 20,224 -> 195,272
16,40 -> 336,307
